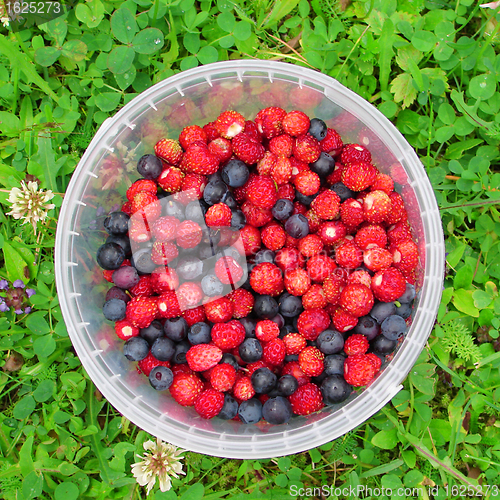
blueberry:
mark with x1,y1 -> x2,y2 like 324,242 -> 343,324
316,329 -> 344,355
185,200 -> 208,224
262,396 -> 293,424
221,190 -> 238,210
201,274 -> 224,297
102,298 -> 126,321
279,325 -> 295,338
272,199 -> 294,221
96,242 -> 125,270
372,334 -> 397,354
308,118 -> 328,140
123,336 -> 150,361
163,317 -> 188,342
105,286 -> 130,303
239,338 -> 263,363
251,367 -> 277,394
310,152 -> 335,177
106,234 -> 132,258
218,393 -> 239,420
254,249 -> 275,265
239,317 -> 257,338
149,366 -> 173,391
370,302 -> 397,324
137,154 -> 162,180
321,375 -> 352,404
112,266 -> 140,290
151,337 -> 175,361
380,315 -> 406,341
254,295 -> 279,319
276,374 -> 298,396
221,159 -> 249,188
295,191 -> 318,206
270,313 -> 285,329
172,340 -> 190,364
231,210 -> 246,229
203,180 -> 228,206
279,293 -> 303,318
140,320 -> 164,345
353,316 -> 379,340
104,212 -> 130,236
330,182 -> 355,202
163,200 -> 185,220
201,228 -> 221,246
284,354 -> 299,362
131,248 -> 156,274
188,322 -> 212,345
198,244 -> 217,260
395,302 -> 412,319
220,353 -> 240,371
398,283 -> 416,304
323,354 -> 345,376
177,257 -> 203,281
238,398 -> 262,424
285,214 -> 309,239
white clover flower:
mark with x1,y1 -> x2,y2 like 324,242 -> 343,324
7,181 -> 55,234
481,1 -> 500,8
131,438 -> 185,495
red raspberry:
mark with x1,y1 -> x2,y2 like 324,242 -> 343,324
137,352 -> 171,377
341,162 -> 378,192
370,173 -> 394,194
239,224 -> 262,255
152,216 -> 179,242
282,110 -> 310,137
305,209 -> 322,233
364,247 -> 393,272
157,291 -> 182,319
214,110 -> 246,139
194,389 -> 225,419
255,107 -> 287,139
130,275 -> 154,297
288,383 -> 324,415
126,179 -> 157,201
203,121 -> 220,141
261,222 -> 286,251
347,269 -> 372,288
269,134 -> 294,157
340,144 -> 372,164
363,190 -> 392,224
241,201 -> 273,227
306,254 -> 336,283
332,307 -> 358,333
262,338 -> 286,366
257,151 -> 278,176
157,166 -> 184,193
180,142 -> 219,175
284,268 -> 311,296
340,284 -> 374,318
228,289 -> 254,318
297,308 -> 330,340
298,234 -> 324,258
317,220 -> 348,246
179,125 -> 207,149
215,256 -> 244,285
177,282 -> 203,309
211,320 -> 246,350
210,363 -> 236,392
114,319 -> 139,341
126,296 -> 158,328
283,333 -> 307,355
371,267 -> 407,302
340,199 -> 365,229
310,190 -> 341,220
246,175 -> 277,209
151,241 -> 178,265
322,273 -> 346,304
275,247 -> 303,272
298,346 -> 324,376
302,284 -> 327,309
344,353 -> 377,387
255,320 -> 280,342
205,203 -> 232,227
293,134 -> 321,163
151,268 -> 179,293
271,156 -> 293,185
320,128 -> 343,156
344,334 -> 369,355
207,137 -> 233,163
293,169 -> 320,196
186,344 -> 223,371
233,376 -> 255,401
204,296 -> 234,323
335,240 -> 363,268
182,306 -> 206,326
386,192 -> 408,225
170,372 -> 204,406
250,262 -> 284,296
387,221 -> 412,245
355,224 -> 387,250
282,361 -> 311,386
232,132 -> 265,164
391,240 -> 419,273
176,220 -> 202,249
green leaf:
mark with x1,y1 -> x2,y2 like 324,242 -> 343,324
13,395 -> 36,420
26,312 -> 50,335
22,471 -> 43,500
115,64 -> 136,90
179,483 -> 204,500
469,73 -> 497,100
34,379 -> 56,402
262,0 -> 301,28
390,73 -> 417,108
19,435 -> 35,476
183,32 -> 200,54
360,459 -> 404,478
412,30 -> 437,52
33,133 -> 58,192
233,21 -> 252,41
111,7 -> 138,44
404,469 -> 424,487
446,242 -> 466,268
55,482 -> 80,500
445,138 -> 483,160
47,17 -> 68,46
452,289 -> 480,317
438,102 -> 456,125
2,242 -> 28,283
409,363 -> 436,396
61,40 -> 88,62
372,428 -> 398,449
131,28 -> 164,54
33,334 -> 56,358
95,92 -> 122,112
0,111 -> 21,135
197,45 -> 218,64
75,0 -> 104,28
12,239 -> 38,281
473,290 -> 493,309
217,11 -> 235,32
107,45 -> 135,74
34,46 -> 61,67
454,265 -> 473,289
379,18 -> 394,92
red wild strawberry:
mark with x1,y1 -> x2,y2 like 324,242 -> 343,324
243,120 -> 262,142
182,306 -> 206,326
205,203 -> 232,227
271,156 -> 293,185
306,254 -> 336,283
261,222 -> 286,251
282,110 -> 310,137
126,179 -> 157,201
203,121 -> 220,141
177,282 -> 203,309
210,363 -> 236,392
157,291 -> 182,319
214,110 -> 246,139
344,353 -> 377,387
310,190 -> 341,220
298,234 -> 324,258
262,338 -> 286,366
151,241 -> 178,265
297,308 -> 330,340
186,344 -> 223,371
275,247 -> 303,272
340,199 -> 365,229
179,142 -> 219,175
157,166 -> 184,193
176,220 -> 202,249
228,289 -> 254,318
233,376 -> 255,401
355,224 -> 387,250
366,352 -> 382,371
293,134 -> 321,163
335,240 -> 363,269
348,269 -> 373,288
340,284 -> 374,318
130,275 -> 154,297
103,269 -> 114,283
370,173 -> 394,194
340,144 -> 372,164
121,201 -> 132,216
179,173 -> 207,203
155,138 -> 183,165
305,209 -> 322,233
195,389 -> 225,419
241,201 -> 273,228
255,320 -> 280,342
232,132 -> 265,164
371,267 -> 407,302
364,247 -> 393,272
288,382 -> 324,415
391,240 -> 419,273
302,284 -> 327,310
239,224 -> 262,255
332,307 -> 358,333
363,190 -> 392,224
317,220 -> 348,247
387,221 -> 412,245
320,128 -> 343,156
151,268 -> 179,293
126,296 -> 158,328
114,319 -> 139,341
245,360 -> 269,377
322,273 -> 345,305
269,134 -> 294,157
245,175 -> 277,209
179,125 -> 207,149
386,192 -> 408,225
282,333 -> 306,356
298,346 -> 324,376
207,137 -> 233,163
326,162 -> 346,185
344,334 -> 369,356
211,320 -> 246,350
250,262 -> 284,296
255,107 -> 287,139
203,296 -> 234,323
170,372 -> 204,406
215,256 -> 244,285
284,268 -> 311,296
289,156 -> 309,183
137,352 -> 171,377
257,151 -> 278,176
293,169 -> 320,196
131,191 -> 161,220
293,201 -> 307,216
152,216 -> 179,242
341,162 -> 378,192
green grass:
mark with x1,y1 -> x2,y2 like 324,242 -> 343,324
1,0 -> 500,498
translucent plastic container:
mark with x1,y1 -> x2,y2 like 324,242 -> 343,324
55,60 -> 444,459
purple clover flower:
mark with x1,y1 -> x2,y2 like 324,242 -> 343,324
0,279 -> 8,290
26,289 -> 36,298
13,279 -> 25,288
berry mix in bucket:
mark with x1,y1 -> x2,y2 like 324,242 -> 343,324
95,107 -> 419,425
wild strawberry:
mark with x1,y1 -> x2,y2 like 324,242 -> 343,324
243,120 -> 262,142
284,268 -> 311,296
245,360 -> 269,377
239,224 -> 262,255
182,306 -> 206,326
214,110 -> 246,139
151,267 -> 179,293
292,201 -> 307,216
341,162 -> 378,192
180,142 -> 219,175
347,269 -> 372,288
322,273 -> 345,304
289,156 -> 309,183
126,179 -> 157,201
364,247 -> 393,272
271,156 -> 293,185
177,282 -> 203,309
261,222 -> 286,251
232,132 -> 265,164
137,352 -> 171,377
114,319 -> 140,341
151,241 -> 178,265
228,288 -> 254,318
391,240 -> 419,273
310,190 -> 341,220
204,296 -> 234,323
205,203 -> 232,227
203,121 -> 220,141
288,382 -> 324,415
130,275 -> 154,297
121,201 -> 132,216
269,134 -> 294,157
297,308 -> 330,340
320,128 -> 343,156
186,344 -> 223,371
131,191 -> 161,219
262,338 -> 286,365
179,173 -> 207,203
340,199 -> 365,229
344,353 -> 377,386
215,256 -> 244,285
255,320 -> 280,342
211,320 -> 246,350
152,216 -> 179,242
370,173 -> 394,194
371,267 -> 407,302
366,352 -> 382,371
170,372 -> 204,406
306,254 -> 336,283
257,151 -> 278,176
210,363 -> 237,392
387,221 -> 412,245
305,209 -> 322,233
293,169 -> 321,196
126,296 -> 158,328
285,234 -> 301,249
250,262 -> 284,296
157,167 -> 184,193
344,334 -> 369,356
194,389 -> 225,419
245,175 -> 277,209
317,220 -> 348,247
302,284 -> 327,309
157,291 -> 182,319
355,224 -> 387,250
340,284 -> 374,318
103,269 -> 114,282
233,376 -> 255,401
298,234 -> 324,258
293,134 -> 321,163
255,107 -> 287,139
332,307 -> 358,333
275,247 -> 303,272
155,139 -> 183,165
363,190 -> 392,224
299,346 -> 324,376
335,240 -> 363,269
340,144 -> 372,164
282,110 -> 310,137
386,192 -> 408,225
176,220 -> 202,249
241,201 -> 273,228
179,125 -> 207,149
208,137 -> 233,163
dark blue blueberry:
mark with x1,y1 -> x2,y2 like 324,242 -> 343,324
272,199 -> 294,221
262,396 -> 293,424
106,234 -> 132,258
112,266 -> 140,290
201,274 -> 224,297
398,283 -> 416,304
221,190 -> 238,210
316,329 -> 344,355
395,302 -> 412,319
220,353 -> 240,371
188,322 -> 212,345
163,317 -> 188,342
218,393 -> 239,420
285,214 -> 309,238
330,182 -> 355,202
123,336 -> 150,361
104,212 -> 130,236
151,336 -> 175,361
231,210 -> 246,229
381,315 -> 406,341
239,338 -> 263,363
370,302 -> 397,324
163,200 -> 185,220
97,242 -> 125,270
323,354 -> 345,376
295,191 -> 318,206
279,325 -> 295,338
131,248 -> 156,274
353,316 -> 379,340
284,354 -> 299,362
203,180 -> 228,206
102,298 -> 126,321
239,317 -> 257,338
251,367 -> 277,394
177,257 -> 203,281
198,244 -> 216,260
321,375 -> 352,404
279,293 -> 303,318
140,320 -> 164,345
238,398 -> 262,424
254,295 -> 279,319
310,152 -> 335,177
254,249 -> 276,265
149,366 -> 173,390
372,334 -> 397,354
308,118 -> 327,140
221,159 -> 249,188
137,154 -> 162,180
201,227 -> 221,246
105,286 -> 129,303
172,340 -> 190,364
271,313 -> 285,330
185,200 -> 208,224
276,374 -> 298,396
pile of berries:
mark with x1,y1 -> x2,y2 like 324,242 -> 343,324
95,108 -> 419,425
